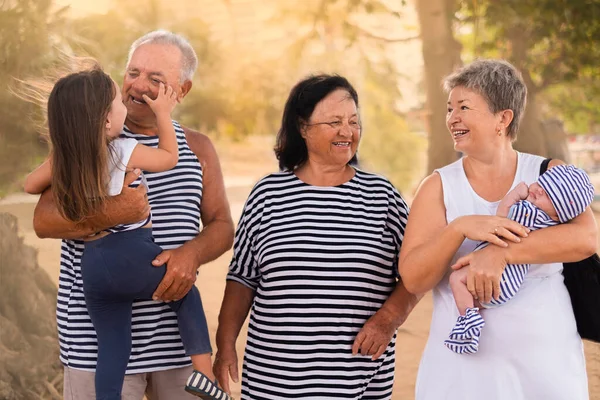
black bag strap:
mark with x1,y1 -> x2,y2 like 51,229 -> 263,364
539,158 -> 552,175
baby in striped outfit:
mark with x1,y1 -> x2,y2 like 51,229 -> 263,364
445,164 -> 595,354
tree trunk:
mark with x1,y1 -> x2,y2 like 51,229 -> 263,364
513,92 -> 548,157
541,119 -> 571,162
506,26 -> 559,159
415,0 -> 463,173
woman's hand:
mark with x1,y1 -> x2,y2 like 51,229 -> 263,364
213,346 -> 239,395
352,307 -> 397,360
452,215 -> 529,247
451,245 -> 509,303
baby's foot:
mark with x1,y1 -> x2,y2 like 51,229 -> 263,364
444,307 -> 485,354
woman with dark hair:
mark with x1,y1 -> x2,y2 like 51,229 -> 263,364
214,74 -> 418,399
399,59 -> 593,399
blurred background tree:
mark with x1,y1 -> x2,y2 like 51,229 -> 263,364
0,0 -> 69,196
459,0 -> 600,162
2,0 -> 600,195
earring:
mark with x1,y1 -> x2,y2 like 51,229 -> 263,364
498,129 -> 503,136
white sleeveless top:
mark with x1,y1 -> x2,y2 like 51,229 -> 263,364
415,152 -> 588,400
105,138 -> 150,233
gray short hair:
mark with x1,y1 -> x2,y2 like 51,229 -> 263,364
443,59 -> 527,140
127,30 -> 198,83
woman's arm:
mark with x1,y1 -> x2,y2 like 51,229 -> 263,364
506,208 -> 596,264
450,209 -> 597,303
450,159 -> 598,303
352,280 -> 422,360
214,281 -> 255,395
399,173 -> 529,295
398,173 -> 463,294
24,159 -> 51,194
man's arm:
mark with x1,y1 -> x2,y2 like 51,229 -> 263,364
33,170 -> 150,239
151,127 -> 234,301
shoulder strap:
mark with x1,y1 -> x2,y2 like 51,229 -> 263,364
539,158 -> 552,175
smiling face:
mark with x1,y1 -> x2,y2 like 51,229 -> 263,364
122,43 -> 190,132
301,89 -> 361,168
446,86 -> 509,154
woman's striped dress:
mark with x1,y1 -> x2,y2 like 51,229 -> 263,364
228,169 -> 409,400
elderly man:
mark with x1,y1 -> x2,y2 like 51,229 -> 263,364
33,30 -> 234,399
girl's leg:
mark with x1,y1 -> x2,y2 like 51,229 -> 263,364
168,286 -> 213,377
82,246 -> 134,400
89,230 -> 226,398
449,268 -> 474,315
87,297 -> 134,400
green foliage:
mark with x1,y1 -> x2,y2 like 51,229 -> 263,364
0,0 -> 69,195
359,63 -> 426,192
1,0 -> 421,195
275,0 -> 424,190
458,0 -> 600,133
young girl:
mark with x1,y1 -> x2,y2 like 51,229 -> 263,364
24,66 -> 232,400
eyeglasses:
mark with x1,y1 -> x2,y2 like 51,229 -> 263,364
305,119 -> 362,132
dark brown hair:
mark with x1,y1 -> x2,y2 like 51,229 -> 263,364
274,74 -> 359,171
48,66 -> 115,223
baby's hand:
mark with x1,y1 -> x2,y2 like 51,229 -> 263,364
515,181 -> 530,200
142,83 -> 178,117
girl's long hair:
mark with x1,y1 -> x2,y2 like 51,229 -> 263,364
48,67 -> 115,223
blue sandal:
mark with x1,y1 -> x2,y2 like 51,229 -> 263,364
185,370 -> 233,400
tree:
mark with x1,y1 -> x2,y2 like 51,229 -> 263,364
415,0 -> 463,172
0,0 -> 68,195
460,0 -> 600,159
272,0 -> 426,190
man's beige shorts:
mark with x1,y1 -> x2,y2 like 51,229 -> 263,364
63,365 -> 197,399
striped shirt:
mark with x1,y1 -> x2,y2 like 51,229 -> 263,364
57,121 -> 201,372
227,170 -> 409,399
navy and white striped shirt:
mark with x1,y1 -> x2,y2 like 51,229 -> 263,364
227,170 -> 409,399
57,121 -> 202,372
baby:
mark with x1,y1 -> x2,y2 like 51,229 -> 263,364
445,164 -> 595,354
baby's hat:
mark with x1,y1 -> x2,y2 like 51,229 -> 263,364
538,164 -> 595,223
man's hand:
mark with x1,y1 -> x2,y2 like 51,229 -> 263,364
151,243 -> 199,301
352,307 -> 398,360
110,169 -> 150,225
213,346 -> 239,395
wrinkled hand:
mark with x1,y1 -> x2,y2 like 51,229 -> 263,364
453,215 -> 529,248
451,244 -> 508,303
113,169 -> 150,225
352,308 -> 398,360
213,346 -> 239,395
152,244 -> 199,301
142,82 -> 178,117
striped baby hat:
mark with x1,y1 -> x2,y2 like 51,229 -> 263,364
538,164 -> 595,223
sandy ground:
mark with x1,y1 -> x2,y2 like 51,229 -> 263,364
1,137 -> 599,399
